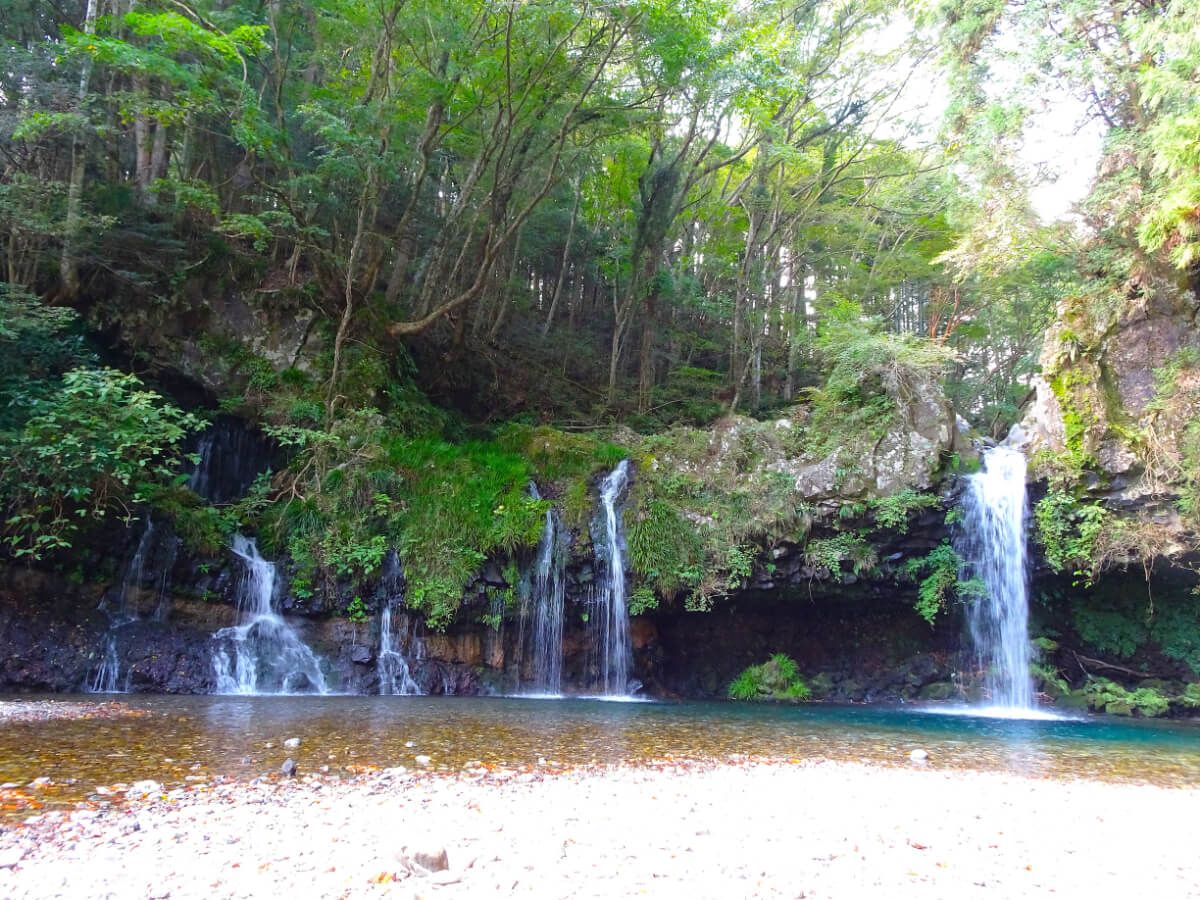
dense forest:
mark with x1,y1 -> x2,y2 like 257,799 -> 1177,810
0,0 -> 1197,704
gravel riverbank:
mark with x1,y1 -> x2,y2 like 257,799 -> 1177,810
0,757 -> 1195,899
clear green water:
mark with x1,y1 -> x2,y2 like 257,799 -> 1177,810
2,696 -> 1199,813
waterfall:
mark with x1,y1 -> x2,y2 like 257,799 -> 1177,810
377,551 -> 421,695
211,535 -> 330,694
520,488 -> 567,695
85,515 -> 156,693
958,446 -> 1034,711
378,605 -> 421,695
590,460 -> 633,695
87,633 -> 124,694
187,418 -> 274,504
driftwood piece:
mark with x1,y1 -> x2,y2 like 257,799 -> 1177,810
1071,649 -> 1162,680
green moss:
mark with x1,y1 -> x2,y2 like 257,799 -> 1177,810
251,412 -> 547,629
1048,370 -> 1098,463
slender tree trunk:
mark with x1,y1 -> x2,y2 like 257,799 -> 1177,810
489,231 -> 523,342
541,180 -> 580,337
327,174 -> 375,417
60,0 -> 98,301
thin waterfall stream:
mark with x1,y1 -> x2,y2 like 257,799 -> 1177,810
377,551 -> 421,695
958,446 -> 1035,711
86,514 -> 158,693
518,484 -> 567,695
591,460 -> 633,695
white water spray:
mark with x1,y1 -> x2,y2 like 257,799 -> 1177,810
959,446 -> 1034,710
211,535 -> 330,694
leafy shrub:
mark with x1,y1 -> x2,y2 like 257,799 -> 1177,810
344,595 -> 368,623
870,489 -> 938,533
256,413 -> 546,629
728,668 -> 762,700
1035,489 -> 1110,584
626,499 -> 704,598
1070,599 -> 1148,660
628,585 -> 658,616
0,367 -> 202,558
899,541 -> 984,625
805,532 -> 877,576
728,653 -> 810,702
1082,677 -> 1169,717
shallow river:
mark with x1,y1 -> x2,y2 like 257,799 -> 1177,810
3,696 -> 1200,810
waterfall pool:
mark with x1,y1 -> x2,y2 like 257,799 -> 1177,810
2,696 -> 1199,814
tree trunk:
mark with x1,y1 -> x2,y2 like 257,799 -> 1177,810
59,0 -> 98,301
541,181 -> 580,337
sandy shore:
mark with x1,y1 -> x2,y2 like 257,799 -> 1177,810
0,758 -> 1196,899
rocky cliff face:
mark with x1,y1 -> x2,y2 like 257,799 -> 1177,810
1015,280 -> 1200,556
0,346 -> 974,700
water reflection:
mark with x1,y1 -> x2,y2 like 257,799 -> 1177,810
2,696 -> 1199,813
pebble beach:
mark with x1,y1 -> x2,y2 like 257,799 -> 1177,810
1,754 -> 1196,899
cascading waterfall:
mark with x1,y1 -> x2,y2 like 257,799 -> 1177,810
85,515 -> 157,693
211,535 -> 330,694
522,488 -> 569,694
376,551 -> 421,695
590,460 -> 633,695
958,446 -> 1034,711
377,605 -> 421,695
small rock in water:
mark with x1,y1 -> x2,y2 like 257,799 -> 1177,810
405,741 -> 416,748
128,780 -> 162,796
283,737 -> 301,749
909,749 -> 929,762
414,755 -> 432,767
281,758 -> 298,777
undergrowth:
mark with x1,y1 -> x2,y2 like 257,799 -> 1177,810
728,653 -> 811,701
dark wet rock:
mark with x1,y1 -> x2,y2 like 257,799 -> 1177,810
481,561 -> 507,587
351,645 -> 373,665
281,758 -> 297,777
808,672 -> 836,700
919,682 -> 958,702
